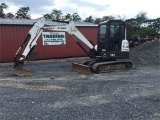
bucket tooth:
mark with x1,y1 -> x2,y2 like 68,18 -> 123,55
72,62 -> 92,74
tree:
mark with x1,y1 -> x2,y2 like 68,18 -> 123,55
135,11 -> 148,28
101,15 -> 114,21
125,18 -> 137,31
125,11 -> 148,32
125,22 -> 137,38
15,7 -> 31,19
51,9 -> 63,20
72,13 -> 81,21
43,14 -> 52,19
83,16 -> 94,23
0,3 -> 8,18
94,18 -> 101,24
153,17 -> 160,32
136,11 -> 147,22
6,12 -> 14,18
63,13 -> 72,21
136,27 -> 156,37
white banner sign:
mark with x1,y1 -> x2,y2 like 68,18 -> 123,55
42,32 -> 66,45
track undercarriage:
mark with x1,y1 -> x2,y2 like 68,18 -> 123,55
72,59 -> 133,74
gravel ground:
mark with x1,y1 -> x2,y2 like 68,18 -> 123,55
0,41 -> 159,120
129,40 -> 160,67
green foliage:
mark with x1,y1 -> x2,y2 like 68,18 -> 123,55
0,3 -> 8,17
136,11 -> 147,22
43,14 -> 52,19
125,11 -> 159,37
93,16 -> 115,24
72,13 -> 81,21
83,16 -> 94,23
43,11 -> 82,21
94,18 -> 101,24
6,12 -> 14,18
102,15 -> 114,21
125,22 -> 136,38
136,27 -> 156,37
51,9 -> 63,20
15,7 -> 31,19
63,13 -> 72,20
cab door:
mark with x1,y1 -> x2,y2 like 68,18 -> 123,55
107,20 -> 125,52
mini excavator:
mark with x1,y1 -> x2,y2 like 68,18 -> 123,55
13,17 -> 133,76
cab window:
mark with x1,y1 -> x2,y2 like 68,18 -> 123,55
99,25 -> 107,41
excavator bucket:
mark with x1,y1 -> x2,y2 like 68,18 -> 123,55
13,52 -> 39,76
13,64 -> 32,76
72,63 -> 92,74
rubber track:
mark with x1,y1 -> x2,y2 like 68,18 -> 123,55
92,61 -> 133,73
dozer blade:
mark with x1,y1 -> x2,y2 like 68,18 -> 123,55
92,61 -> 133,73
13,64 -> 32,76
72,62 -> 92,74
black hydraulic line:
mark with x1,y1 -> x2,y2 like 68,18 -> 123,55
14,37 -> 28,67
89,40 -> 95,46
28,45 -> 36,55
76,41 -> 90,56
71,35 -> 97,59
70,35 -> 90,57
21,34 -> 31,47
30,29 -> 41,48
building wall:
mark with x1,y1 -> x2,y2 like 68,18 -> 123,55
0,24 -> 98,62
